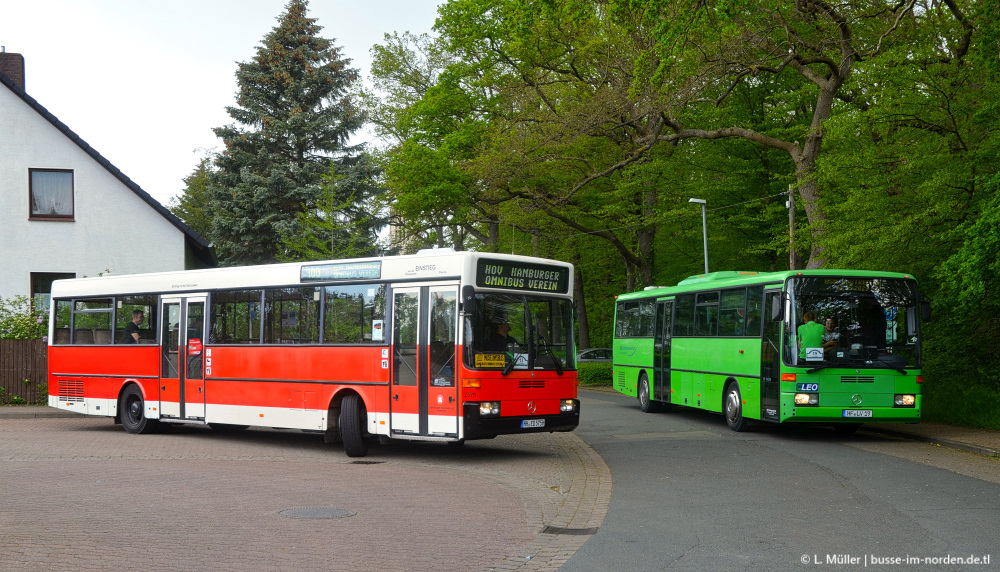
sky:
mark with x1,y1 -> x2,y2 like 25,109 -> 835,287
1,0 -> 441,206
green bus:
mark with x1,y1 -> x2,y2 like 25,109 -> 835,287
612,270 -> 928,432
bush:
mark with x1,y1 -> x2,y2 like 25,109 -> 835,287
577,362 -> 613,386
0,295 -> 48,340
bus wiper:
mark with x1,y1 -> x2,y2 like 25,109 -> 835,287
538,333 -> 563,375
502,353 -> 517,376
806,364 -> 836,374
878,361 -> 908,375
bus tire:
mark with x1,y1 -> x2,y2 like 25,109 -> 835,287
119,384 -> 160,435
340,394 -> 368,457
724,381 -> 749,432
638,373 -> 662,413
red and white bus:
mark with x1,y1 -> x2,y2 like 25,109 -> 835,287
47,250 -> 580,456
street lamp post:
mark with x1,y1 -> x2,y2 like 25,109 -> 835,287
689,198 -> 708,274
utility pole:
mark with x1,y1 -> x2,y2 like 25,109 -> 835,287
787,184 -> 796,270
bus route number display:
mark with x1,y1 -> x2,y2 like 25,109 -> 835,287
476,259 -> 569,293
301,261 -> 382,282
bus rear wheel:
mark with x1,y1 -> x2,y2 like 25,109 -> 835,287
724,382 -> 749,432
119,385 -> 160,435
340,394 -> 368,458
638,374 -> 662,413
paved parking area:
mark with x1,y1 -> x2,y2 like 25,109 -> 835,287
0,417 -> 611,571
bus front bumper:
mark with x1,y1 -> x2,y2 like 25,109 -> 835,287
463,401 -> 580,440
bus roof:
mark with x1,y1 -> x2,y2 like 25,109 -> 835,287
619,269 -> 917,300
50,250 -> 575,298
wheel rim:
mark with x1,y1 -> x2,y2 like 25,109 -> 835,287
725,388 -> 741,424
639,378 -> 649,407
127,397 -> 142,425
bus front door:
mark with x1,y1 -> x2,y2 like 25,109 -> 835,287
390,284 -> 460,438
159,296 -> 207,420
760,289 -> 782,421
654,300 -> 673,402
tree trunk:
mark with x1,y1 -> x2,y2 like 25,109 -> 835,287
573,260 -> 590,351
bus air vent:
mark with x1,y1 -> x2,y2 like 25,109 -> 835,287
841,376 -> 876,383
58,379 -> 85,402
519,380 -> 545,389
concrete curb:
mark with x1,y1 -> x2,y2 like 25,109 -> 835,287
861,425 -> 1000,458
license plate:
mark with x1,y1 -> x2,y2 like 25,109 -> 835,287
521,419 -> 545,428
842,410 -> 873,418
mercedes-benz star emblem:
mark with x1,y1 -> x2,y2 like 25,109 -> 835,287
851,394 -> 863,406
527,401 -> 537,414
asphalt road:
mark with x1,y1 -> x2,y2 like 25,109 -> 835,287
565,389 -> 1000,572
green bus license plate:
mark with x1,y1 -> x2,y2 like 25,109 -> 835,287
842,410 -> 873,418
522,419 -> 545,428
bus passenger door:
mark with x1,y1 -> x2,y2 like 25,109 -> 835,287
183,297 -> 207,419
159,296 -> 207,420
160,299 -> 182,418
390,284 -> 460,437
391,288 -> 420,434
654,300 -> 673,402
760,289 -> 782,421
426,286 -> 458,436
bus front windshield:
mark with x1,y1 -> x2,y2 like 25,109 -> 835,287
464,293 -> 575,373
787,276 -> 921,370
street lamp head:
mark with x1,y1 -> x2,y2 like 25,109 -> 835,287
688,198 -> 706,204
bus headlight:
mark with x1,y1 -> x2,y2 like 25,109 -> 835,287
894,394 -> 916,407
560,399 -> 578,414
794,393 -> 818,406
479,402 -> 500,416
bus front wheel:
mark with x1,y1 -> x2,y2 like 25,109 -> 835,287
119,385 -> 160,435
724,382 -> 749,432
638,374 -> 662,413
340,394 -> 369,458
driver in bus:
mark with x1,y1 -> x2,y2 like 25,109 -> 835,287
797,311 -> 825,360
486,321 -> 518,351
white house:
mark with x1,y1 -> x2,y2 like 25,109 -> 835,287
0,51 -> 215,308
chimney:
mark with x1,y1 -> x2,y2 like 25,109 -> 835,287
0,48 -> 26,90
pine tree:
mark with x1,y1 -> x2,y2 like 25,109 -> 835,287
210,0 -> 365,265
167,157 -> 214,241
280,154 -> 389,261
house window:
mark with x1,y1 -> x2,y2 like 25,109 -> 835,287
31,272 -> 76,311
29,169 -> 74,219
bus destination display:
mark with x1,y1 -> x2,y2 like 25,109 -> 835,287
476,259 -> 569,293
301,261 -> 382,282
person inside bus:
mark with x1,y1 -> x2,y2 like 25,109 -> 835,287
123,310 -> 144,344
486,321 -> 518,351
822,317 -> 840,356
797,311 -> 825,360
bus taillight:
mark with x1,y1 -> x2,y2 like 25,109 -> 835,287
916,376 -> 923,384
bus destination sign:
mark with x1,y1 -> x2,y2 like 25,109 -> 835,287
301,261 -> 382,282
476,259 -> 569,294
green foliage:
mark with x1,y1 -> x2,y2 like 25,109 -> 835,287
210,0 -> 366,265
279,157 -> 389,261
0,296 -> 47,340
168,157 -> 214,240
923,381 -> 1000,431
577,362 -> 613,386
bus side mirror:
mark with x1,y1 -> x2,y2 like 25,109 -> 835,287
921,300 -> 931,322
769,295 -> 784,321
461,285 -> 476,314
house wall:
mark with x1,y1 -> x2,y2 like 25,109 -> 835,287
0,84 -> 188,301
